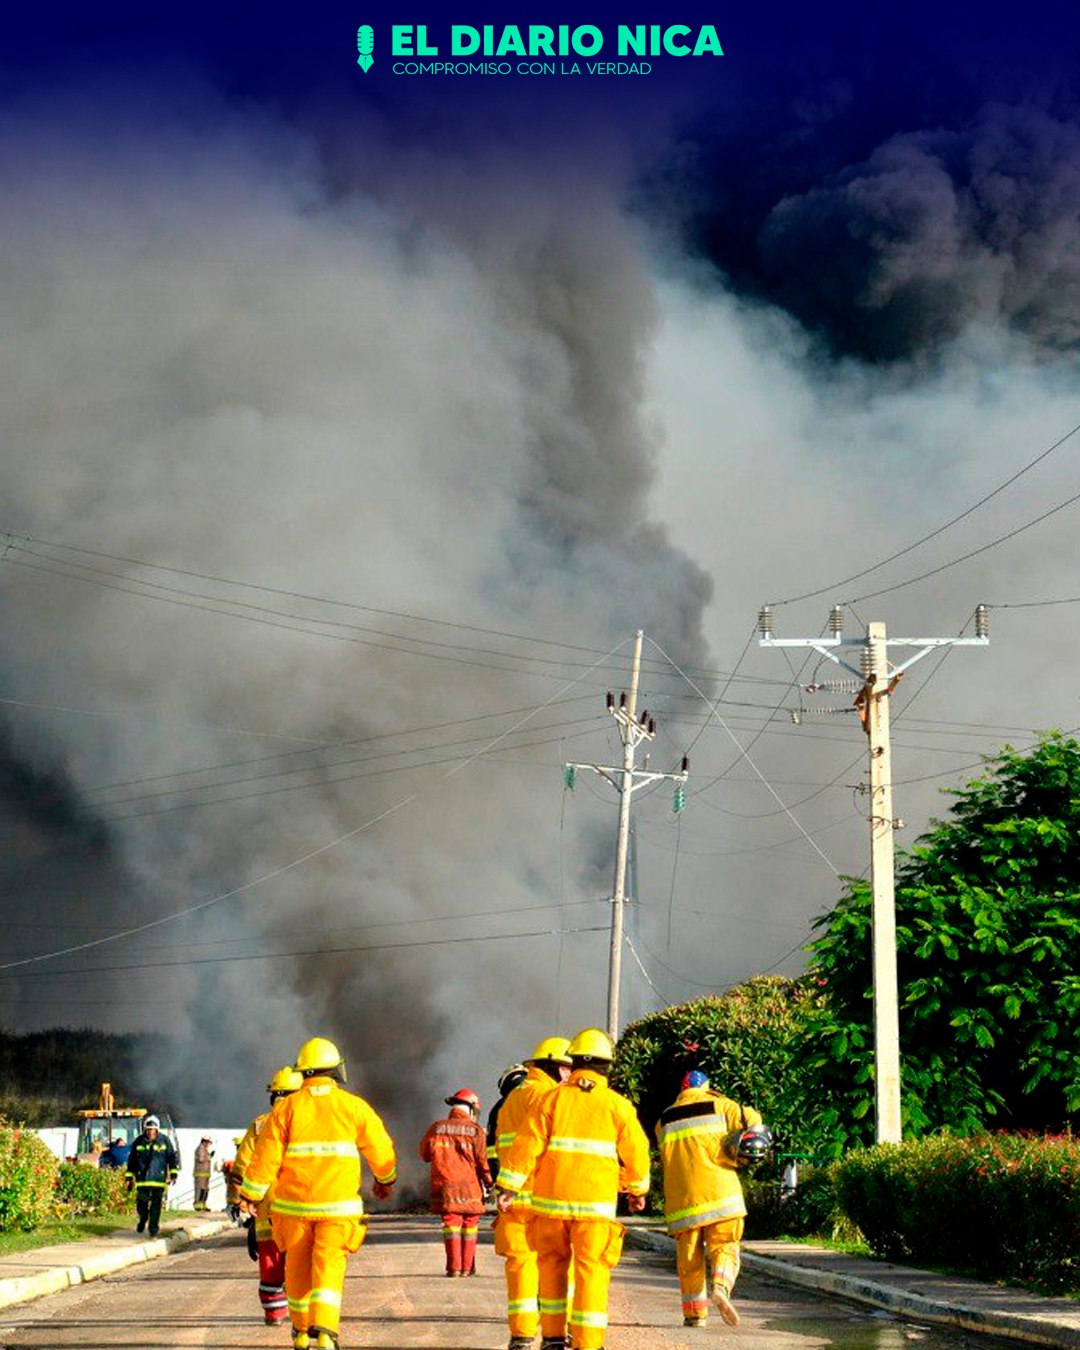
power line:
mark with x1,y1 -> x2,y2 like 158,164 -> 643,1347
0,534 -> 777,689
82,716 -> 605,812
646,635 -> 842,877
94,725 -> 611,823
847,482 -> 1080,603
1,896 -> 607,963
771,416 -> 1080,606
0,636 -> 629,972
0,925 -> 610,981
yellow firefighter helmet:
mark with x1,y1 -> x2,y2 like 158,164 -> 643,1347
567,1028 -> 614,1061
267,1066 -> 304,1095
529,1036 -> 573,1066
295,1037 -> 345,1077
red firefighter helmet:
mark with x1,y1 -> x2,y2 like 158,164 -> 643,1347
444,1088 -> 482,1114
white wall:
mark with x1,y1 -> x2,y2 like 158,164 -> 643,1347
34,1123 -> 246,1212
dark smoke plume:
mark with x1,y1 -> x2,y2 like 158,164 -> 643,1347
0,79 -> 712,1176
646,51 -> 1080,363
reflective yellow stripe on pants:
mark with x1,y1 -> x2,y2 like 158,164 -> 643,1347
494,1210 -> 539,1338
271,1214 -> 366,1335
530,1216 -> 623,1350
676,1217 -> 744,1319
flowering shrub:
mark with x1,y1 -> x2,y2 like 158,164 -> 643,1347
0,1125 -> 60,1230
56,1162 -> 131,1216
836,1133 -> 1080,1292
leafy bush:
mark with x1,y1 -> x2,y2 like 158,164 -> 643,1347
56,1163 -> 131,1216
744,1162 -> 845,1239
0,1126 -> 60,1230
612,976 -> 825,1153
836,1133 -> 1080,1292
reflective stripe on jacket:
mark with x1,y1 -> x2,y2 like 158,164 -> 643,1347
656,1086 -> 762,1234
495,1065 -> 560,1211
240,1076 -> 396,1221
125,1134 -> 179,1188
419,1113 -> 491,1215
499,1068 -> 650,1221
235,1112 -> 274,1239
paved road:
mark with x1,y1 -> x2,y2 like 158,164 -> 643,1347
0,1216 -> 1019,1350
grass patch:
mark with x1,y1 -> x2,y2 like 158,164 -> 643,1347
0,1210 -> 203,1257
766,1232 -> 874,1259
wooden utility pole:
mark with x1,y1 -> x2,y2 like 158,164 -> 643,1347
758,605 -> 989,1144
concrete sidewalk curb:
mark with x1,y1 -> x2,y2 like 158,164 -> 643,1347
625,1227 -> 1080,1350
0,1216 -> 236,1311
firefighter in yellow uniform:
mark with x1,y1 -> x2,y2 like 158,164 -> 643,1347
496,1028 -> 650,1350
655,1070 -> 765,1328
239,1037 -> 397,1350
234,1066 -> 304,1323
494,1036 -> 573,1350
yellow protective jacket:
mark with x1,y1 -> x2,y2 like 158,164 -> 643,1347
495,1065 -> 561,1213
498,1068 -> 651,1221
655,1086 -> 762,1234
240,1075 -> 397,1221
235,1112 -> 274,1240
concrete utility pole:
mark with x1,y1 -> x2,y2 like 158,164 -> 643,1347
565,630 -> 689,1039
757,604 -> 989,1144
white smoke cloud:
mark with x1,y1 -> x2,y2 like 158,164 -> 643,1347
637,274 -> 1080,999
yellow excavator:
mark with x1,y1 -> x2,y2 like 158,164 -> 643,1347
75,1082 -> 176,1159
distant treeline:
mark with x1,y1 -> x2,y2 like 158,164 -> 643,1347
0,1027 -> 179,1126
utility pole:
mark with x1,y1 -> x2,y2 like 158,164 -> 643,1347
565,630 -> 689,1039
757,604 -> 989,1144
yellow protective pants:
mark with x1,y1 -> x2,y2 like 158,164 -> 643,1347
271,1214 -> 365,1336
531,1215 -> 623,1350
494,1210 -> 539,1338
675,1217 -> 744,1321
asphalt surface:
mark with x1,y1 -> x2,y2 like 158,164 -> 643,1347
0,1214 -> 1076,1349
632,1228 -> 1080,1349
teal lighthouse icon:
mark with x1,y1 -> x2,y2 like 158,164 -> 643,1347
356,25 -> 374,71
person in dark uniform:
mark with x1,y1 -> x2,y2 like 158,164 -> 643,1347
125,1115 -> 179,1237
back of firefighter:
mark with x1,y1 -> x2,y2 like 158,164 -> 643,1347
419,1088 -> 491,1276
655,1071 -> 763,1328
494,1037 -> 572,1350
486,1063 -> 527,1181
496,1028 -> 650,1350
239,1037 -> 397,1350
234,1066 -> 303,1325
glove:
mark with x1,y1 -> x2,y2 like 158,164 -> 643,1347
125,1177 -> 134,1192
246,1219 -> 258,1262
372,1180 -> 394,1200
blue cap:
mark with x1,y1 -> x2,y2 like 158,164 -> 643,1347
682,1070 -> 709,1090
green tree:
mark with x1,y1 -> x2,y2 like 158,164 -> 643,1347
611,974 -> 823,1148
803,734 -> 1080,1152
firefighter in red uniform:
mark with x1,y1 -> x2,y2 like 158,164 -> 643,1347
239,1037 -> 397,1350
420,1088 -> 492,1277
